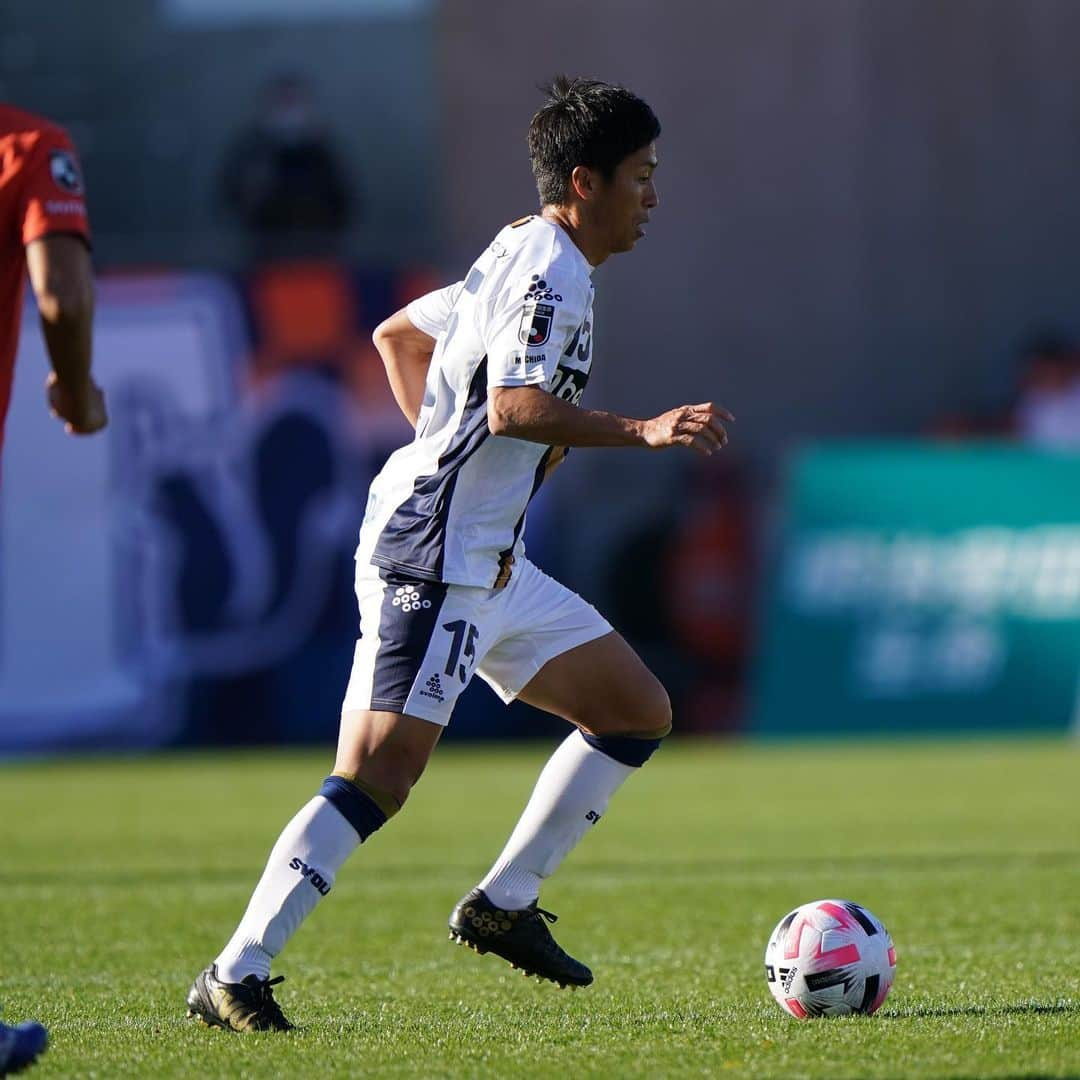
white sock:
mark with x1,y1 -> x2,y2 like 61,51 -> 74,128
215,795 -> 360,983
478,730 -> 636,910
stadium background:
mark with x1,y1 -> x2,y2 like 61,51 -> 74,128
3,0 -> 1080,751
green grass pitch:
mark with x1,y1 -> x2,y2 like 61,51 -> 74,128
2,737 -> 1078,1078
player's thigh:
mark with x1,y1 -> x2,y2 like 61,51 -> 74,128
343,565 -> 486,726
333,708 -> 442,807
517,629 -> 672,737
337,564 -> 492,802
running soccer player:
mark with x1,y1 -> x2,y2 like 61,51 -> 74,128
0,103 -> 106,465
187,76 -> 732,1032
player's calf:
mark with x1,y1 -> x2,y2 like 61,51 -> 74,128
190,771 -> 400,1028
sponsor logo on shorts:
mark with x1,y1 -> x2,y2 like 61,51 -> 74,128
419,673 -> 445,703
391,584 -> 431,613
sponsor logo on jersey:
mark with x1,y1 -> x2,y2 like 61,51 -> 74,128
523,276 -> 563,303
509,352 -> 546,367
45,199 -> 86,216
49,150 -> 84,195
518,302 -> 555,347
289,857 -> 332,895
549,361 -> 590,406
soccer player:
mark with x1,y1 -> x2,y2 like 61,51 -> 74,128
0,104 -> 105,1074
186,76 -> 732,1032
0,103 -> 106,466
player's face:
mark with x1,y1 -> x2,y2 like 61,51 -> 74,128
594,143 -> 659,255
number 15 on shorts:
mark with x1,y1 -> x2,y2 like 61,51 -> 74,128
443,620 -> 479,683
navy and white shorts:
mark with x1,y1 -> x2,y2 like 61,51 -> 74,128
340,557 -> 612,726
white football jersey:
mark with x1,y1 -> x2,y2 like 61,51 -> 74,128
357,215 -> 595,588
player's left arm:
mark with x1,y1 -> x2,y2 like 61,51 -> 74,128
489,384 -> 732,453
483,269 -> 732,453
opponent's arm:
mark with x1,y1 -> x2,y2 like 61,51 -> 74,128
25,235 -> 107,435
372,308 -> 438,428
488,385 -> 733,454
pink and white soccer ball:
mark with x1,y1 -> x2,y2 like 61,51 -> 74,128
764,899 -> 896,1018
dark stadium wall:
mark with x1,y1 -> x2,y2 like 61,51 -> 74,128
1,0 -> 438,266
438,0 -> 1080,466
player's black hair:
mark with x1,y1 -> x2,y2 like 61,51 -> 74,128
528,76 -> 661,207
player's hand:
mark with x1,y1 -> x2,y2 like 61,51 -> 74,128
641,401 -> 734,455
46,372 -> 108,435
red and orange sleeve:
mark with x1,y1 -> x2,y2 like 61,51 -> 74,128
20,128 -> 91,248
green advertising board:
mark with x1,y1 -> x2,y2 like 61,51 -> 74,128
752,443 -> 1080,735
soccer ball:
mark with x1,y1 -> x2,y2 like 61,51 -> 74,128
764,898 -> 896,1019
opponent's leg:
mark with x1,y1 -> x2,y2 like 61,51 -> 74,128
188,709 -> 439,1031
451,630 -> 670,987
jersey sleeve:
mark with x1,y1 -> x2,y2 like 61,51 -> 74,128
481,269 -> 587,390
405,281 -> 464,338
20,127 -> 91,247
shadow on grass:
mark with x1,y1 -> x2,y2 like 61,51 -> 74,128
883,999 -> 1078,1019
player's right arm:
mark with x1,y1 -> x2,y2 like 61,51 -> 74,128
18,123 -> 106,435
25,235 -> 106,435
372,280 -> 464,427
488,385 -> 732,454
372,308 -> 437,428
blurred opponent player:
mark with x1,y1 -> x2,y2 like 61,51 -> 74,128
0,104 -> 106,1073
0,1020 -> 47,1077
0,103 -> 106,470
187,77 -> 733,1032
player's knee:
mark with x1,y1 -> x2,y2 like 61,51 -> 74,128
319,773 -> 400,842
580,675 -> 672,768
344,753 -> 420,811
324,749 -> 425,831
624,675 -> 673,739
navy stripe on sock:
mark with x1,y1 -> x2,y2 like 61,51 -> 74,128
580,732 -> 663,768
318,776 -> 387,841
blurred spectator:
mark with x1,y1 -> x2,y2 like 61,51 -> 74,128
220,74 -> 355,259
663,458 -> 754,733
1012,334 -> 1080,449
605,457 -> 755,735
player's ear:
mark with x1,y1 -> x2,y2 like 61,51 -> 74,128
569,164 -> 598,202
